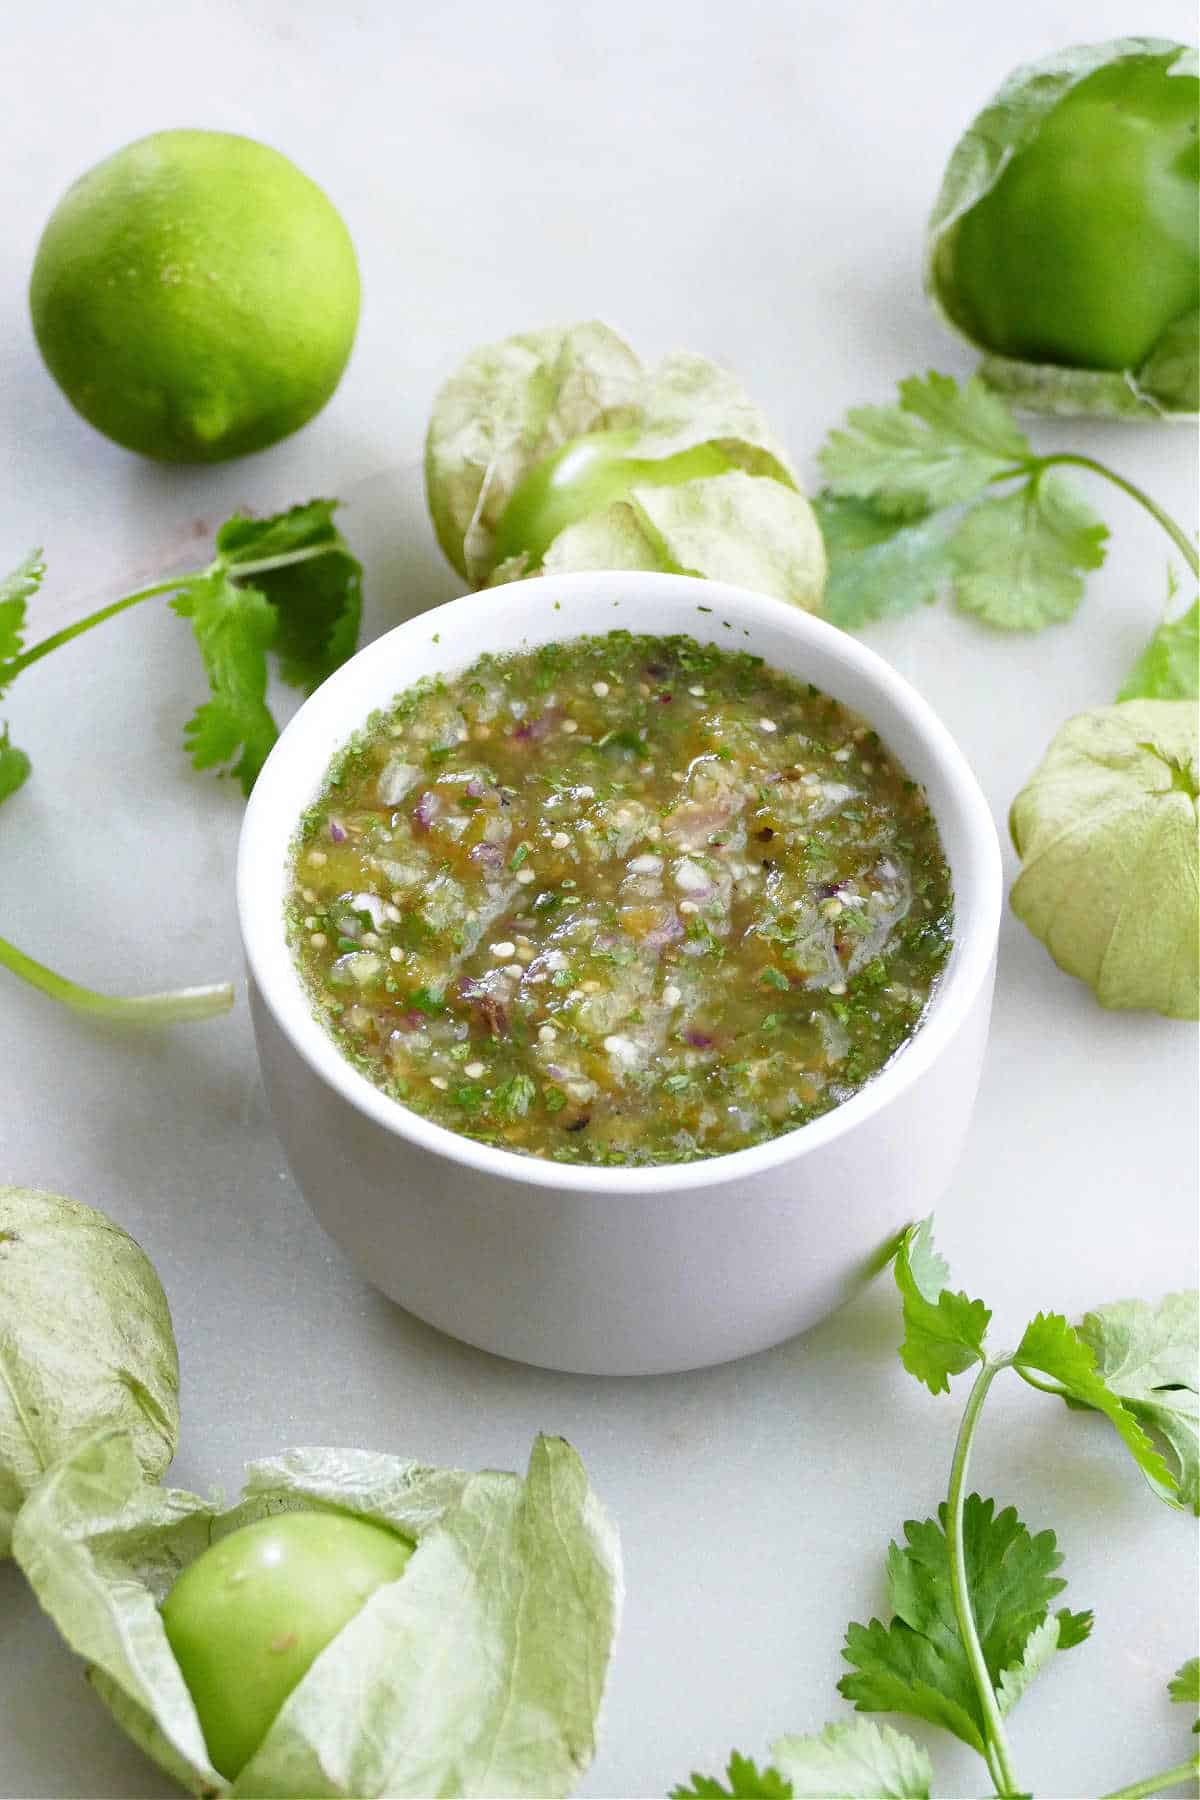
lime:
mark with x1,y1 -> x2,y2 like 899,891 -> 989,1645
29,130 -> 360,462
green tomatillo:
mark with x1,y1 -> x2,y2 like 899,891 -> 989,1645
424,321 -> 826,609
161,1510 -> 414,1778
927,39 -> 1199,418
492,429 -> 734,568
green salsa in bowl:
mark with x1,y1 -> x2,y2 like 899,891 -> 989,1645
239,571 -> 1000,1373
286,632 -> 952,1167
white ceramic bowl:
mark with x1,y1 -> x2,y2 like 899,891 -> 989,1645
239,571 -> 1001,1375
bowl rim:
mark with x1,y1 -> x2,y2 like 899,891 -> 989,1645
238,571 -> 1002,1195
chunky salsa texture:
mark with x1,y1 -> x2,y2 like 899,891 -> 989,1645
287,631 -> 952,1166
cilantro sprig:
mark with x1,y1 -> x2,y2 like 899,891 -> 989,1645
814,372 -> 1199,633
1120,594 -> 1200,704
0,502 -> 361,1023
674,1222 -> 1199,1800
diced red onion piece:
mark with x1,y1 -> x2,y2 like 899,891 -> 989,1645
644,911 -> 685,949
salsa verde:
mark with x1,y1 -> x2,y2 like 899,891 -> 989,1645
287,631 -> 952,1166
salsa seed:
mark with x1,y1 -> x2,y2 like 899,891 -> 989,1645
758,718 -> 777,733
515,867 -> 537,884
561,719 -> 579,734
688,684 -> 705,697
550,831 -> 571,848
829,982 -> 847,996
464,1061 -> 486,1078
663,984 -> 682,1006
592,681 -> 610,697
491,942 -> 516,958
538,1024 -> 558,1042
302,888 -> 317,904
309,932 -> 327,949
304,916 -> 317,930
679,900 -> 699,915
390,947 -> 403,962
307,850 -> 327,867
505,963 -> 524,978
430,1076 -> 449,1090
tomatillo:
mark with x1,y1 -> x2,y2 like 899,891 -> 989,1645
492,428 -> 734,569
927,40 -> 1199,416
161,1509 -> 413,1778
953,57 -> 1198,371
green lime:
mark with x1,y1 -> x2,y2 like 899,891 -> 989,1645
29,130 -> 360,462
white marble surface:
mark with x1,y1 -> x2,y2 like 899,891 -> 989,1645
1,3 -> 1196,1796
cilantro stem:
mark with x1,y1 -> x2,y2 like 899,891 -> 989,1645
0,932 -> 234,1022
946,1354 -> 1023,1799
3,542 -> 340,684
1100,1755 -> 1200,1800
1,575 -> 183,681
1034,454 -> 1200,581
218,545 -> 338,579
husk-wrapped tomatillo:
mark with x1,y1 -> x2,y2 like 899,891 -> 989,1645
13,1428 -> 622,1799
424,320 -> 826,608
0,1189 -> 179,1555
1009,701 -> 1199,1019
926,39 -> 1199,420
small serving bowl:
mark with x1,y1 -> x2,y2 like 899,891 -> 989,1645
239,571 -> 1001,1375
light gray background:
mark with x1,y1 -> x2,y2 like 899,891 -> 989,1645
1,4 -> 1197,1797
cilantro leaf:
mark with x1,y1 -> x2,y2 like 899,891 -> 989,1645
950,472 -> 1109,631
840,1495 -> 1090,1752
813,495 -> 953,628
213,500 -> 362,694
893,1218 -> 990,1394
0,550 -> 43,679
169,501 -> 362,795
994,1609 -> 1091,1716
671,1753 -> 794,1798
840,1611 -> 984,1752
494,1072 -> 537,1120
1169,1656 -> 1199,1725
818,372 -> 1030,516
1013,1311 -> 1180,1507
1169,1658 -> 1200,1704
172,571 -> 280,795
1071,1293 -> 1199,1513
1119,598 -> 1200,702
0,722 -> 31,804
772,1719 -> 933,1798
